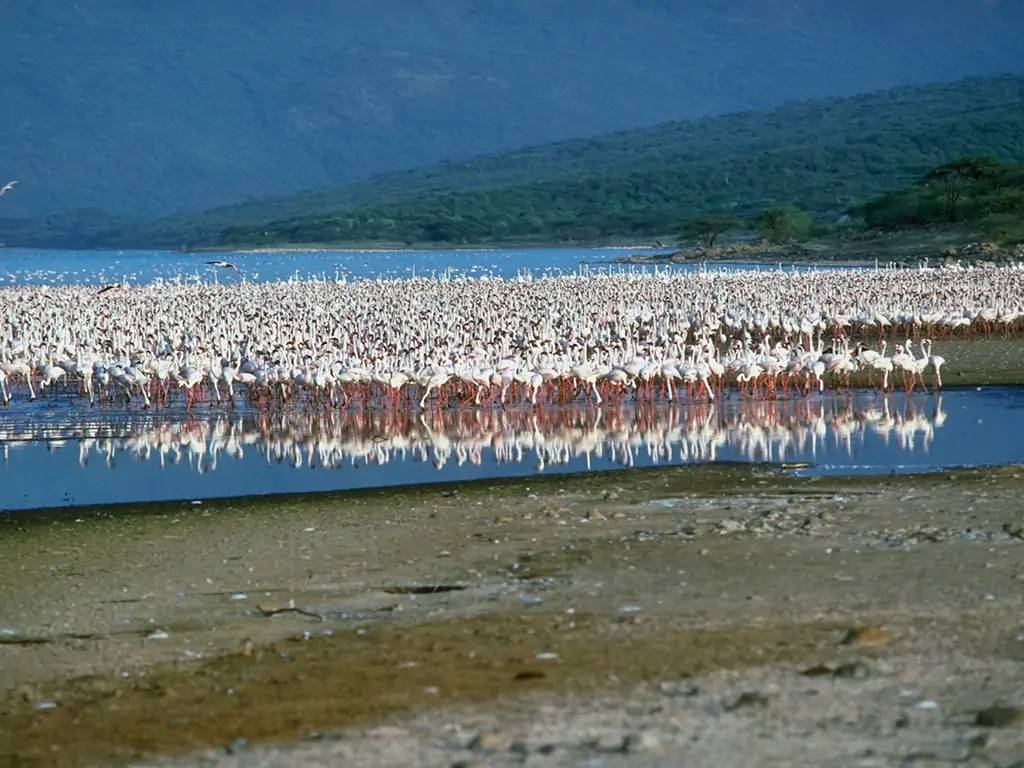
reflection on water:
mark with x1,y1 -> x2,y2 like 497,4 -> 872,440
1,388 -> 1022,510
3,396 -> 948,471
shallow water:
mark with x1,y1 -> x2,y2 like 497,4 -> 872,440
0,246 -> 850,285
1,388 -> 1021,510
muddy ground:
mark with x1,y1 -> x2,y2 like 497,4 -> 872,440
2,457 -> 1023,767
888,337 -> 1024,388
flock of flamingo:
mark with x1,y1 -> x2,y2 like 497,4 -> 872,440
1,264 -> 1021,411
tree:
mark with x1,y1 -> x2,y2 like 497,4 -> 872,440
860,189 -> 939,228
981,213 -> 1024,244
754,206 -> 812,243
680,213 -> 736,248
992,188 -> 1024,221
923,156 -> 1005,222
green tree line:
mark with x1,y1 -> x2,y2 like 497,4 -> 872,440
223,155 -> 1024,251
859,156 -> 1024,243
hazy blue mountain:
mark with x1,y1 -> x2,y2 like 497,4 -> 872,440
1,0 -> 1022,220
3,74 -> 1020,248
183,75 -> 1024,225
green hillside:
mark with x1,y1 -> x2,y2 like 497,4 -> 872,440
4,1 -> 1023,219
859,155 -> 1024,243
4,75 -> 1023,248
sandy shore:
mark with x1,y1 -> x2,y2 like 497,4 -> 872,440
2,459 -> 1023,766
882,337 -> 1024,387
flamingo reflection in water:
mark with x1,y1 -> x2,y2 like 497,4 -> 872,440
0,395 -> 948,474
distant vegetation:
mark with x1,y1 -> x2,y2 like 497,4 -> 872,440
686,155 -> 1024,252
681,213 -> 738,249
859,156 -> 1024,244
2,76 -> 1023,250
753,207 -> 815,244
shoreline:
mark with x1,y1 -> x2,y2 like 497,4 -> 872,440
2,463 -> 1023,766
0,242 -> 668,256
3,228 -> 1017,264
2,331 -> 1023,765
609,253 -> 876,267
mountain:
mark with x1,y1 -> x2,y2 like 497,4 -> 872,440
2,0 -> 1023,220
48,74 -> 1018,249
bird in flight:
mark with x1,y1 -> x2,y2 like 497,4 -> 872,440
205,260 -> 241,272
653,239 -> 666,248
0,180 -> 18,197
96,282 -> 123,295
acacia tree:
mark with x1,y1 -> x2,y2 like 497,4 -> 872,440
924,156 -> 1004,222
1005,189 -> 1024,220
754,206 -> 811,243
681,213 -> 736,249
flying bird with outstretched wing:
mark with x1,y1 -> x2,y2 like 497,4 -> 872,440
0,180 -> 18,197
96,282 -> 122,295
205,260 -> 241,272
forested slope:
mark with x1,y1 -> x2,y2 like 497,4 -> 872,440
2,0 -> 1022,219
2,76 -> 1022,247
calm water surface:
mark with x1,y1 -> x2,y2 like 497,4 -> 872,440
1,388 -> 1021,510
0,246 -> 852,285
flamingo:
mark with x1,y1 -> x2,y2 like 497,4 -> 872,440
3,262 -> 1019,410
922,339 -> 946,389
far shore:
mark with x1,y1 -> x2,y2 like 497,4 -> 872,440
0,241 -> 672,255
191,241 -> 673,254
5,224 -> 1018,269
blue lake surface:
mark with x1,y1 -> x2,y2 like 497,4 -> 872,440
1,388 -> 1021,511
0,246 -> 853,285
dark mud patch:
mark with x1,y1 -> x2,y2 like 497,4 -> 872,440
379,584 -> 468,595
503,544 -> 596,582
0,614 -> 845,768
0,635 -> 51,646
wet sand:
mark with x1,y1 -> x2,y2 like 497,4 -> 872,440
2,460 -> 1024,766
904,337 -> 1024,387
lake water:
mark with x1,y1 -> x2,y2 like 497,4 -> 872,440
0,246 -> 848,285
0,247 -> 1013,511
2,388 -> 1021,511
